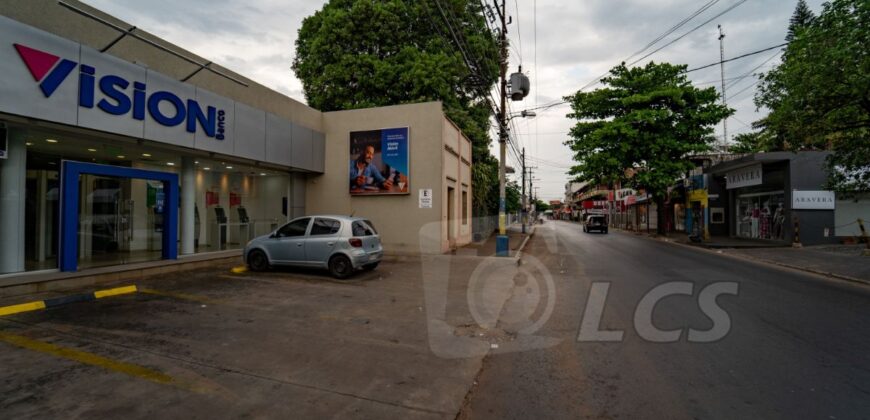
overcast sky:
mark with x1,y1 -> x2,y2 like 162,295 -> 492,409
83,0 -> 825,201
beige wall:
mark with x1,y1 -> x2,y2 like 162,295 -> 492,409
441,119 -> 473,250
309,102 -> 475,254
0,0 -> 322,132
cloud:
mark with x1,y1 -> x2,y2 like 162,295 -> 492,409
81,0 -> 825,200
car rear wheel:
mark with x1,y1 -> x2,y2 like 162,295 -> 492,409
248,249 -> 270,272
329,255 -> 354,279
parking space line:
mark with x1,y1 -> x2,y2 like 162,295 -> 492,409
0,330 -> 174,385
0,285 -> 138,317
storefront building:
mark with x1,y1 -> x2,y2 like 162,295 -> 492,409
706,151 -> 837,246
0,1 -> 472,281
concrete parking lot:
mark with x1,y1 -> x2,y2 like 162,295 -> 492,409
0,254 -> 516,419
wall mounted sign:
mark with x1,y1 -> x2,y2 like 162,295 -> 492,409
792,190 -> 835,210
0,15 -> 324,171
349,127 -> 410,195
419,189 -> 433,208
726,164 -> 762,189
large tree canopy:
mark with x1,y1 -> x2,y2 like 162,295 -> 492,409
754,0 -> 869,193
564,62 -> 732,233
292,0 -> 501,214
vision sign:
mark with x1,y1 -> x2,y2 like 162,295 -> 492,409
14,43 -> 226,139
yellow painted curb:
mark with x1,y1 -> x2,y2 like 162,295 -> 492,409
230,266 -> 248,274
0,301 -> 47,317
94,285 -> 138,299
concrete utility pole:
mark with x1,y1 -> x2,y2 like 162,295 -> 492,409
496,0 -> 509,256
718,24 -> 728,151
521,147 -> 526,233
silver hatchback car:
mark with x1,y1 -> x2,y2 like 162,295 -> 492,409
243,215 -> 383,279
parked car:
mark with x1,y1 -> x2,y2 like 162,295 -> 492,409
243,215 -> 383,279
583,215 -> 608,234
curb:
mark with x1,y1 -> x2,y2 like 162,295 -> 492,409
641,234 -> 870,287
0,285 -> 138,317
514,225 -> 537,264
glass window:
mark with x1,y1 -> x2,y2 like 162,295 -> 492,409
311,218 -> 341,236
462,190 -> 468,225
352,221 -> 375,236
277,218 -> 310,237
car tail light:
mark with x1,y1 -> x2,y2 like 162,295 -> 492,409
348,238 -> 363,247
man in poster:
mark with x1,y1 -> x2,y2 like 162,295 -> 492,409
350,145 -> 393,191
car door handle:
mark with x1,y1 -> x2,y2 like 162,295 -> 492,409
296,243 -> 304,247
327,242 -> 335,246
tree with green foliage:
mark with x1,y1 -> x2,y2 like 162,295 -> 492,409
786,0 -> 816,42
505,181 -> 521,213
564,62 -> 732,234
292,0 -> 503,213
755,0 -> 869,193
534,199 -> 550,212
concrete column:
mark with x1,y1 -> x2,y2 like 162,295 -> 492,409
0,129 -> 27,273
181,157 -> 196,255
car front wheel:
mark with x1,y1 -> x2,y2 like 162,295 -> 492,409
329,254 -> 354,279
247,249 -> 270,272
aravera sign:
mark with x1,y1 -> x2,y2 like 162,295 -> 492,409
14,43 -> 226,139
726,164 -> 762,189
792,190 -> 835,210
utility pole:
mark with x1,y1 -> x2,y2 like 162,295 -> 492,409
496,0 -> 509,256
521,148 -> 526,233
718,24 -> 728,152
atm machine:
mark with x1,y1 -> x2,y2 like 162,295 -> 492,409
213,206 -> 228,250
237,206 -> 251,243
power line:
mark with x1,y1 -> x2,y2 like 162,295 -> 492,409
724,49 -> 781,90
626,0 -> 748,68
685,43 -> 788,73
517,42 -> 789,115
580,0 -> 743,92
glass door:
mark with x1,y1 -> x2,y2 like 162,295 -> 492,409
78,175 -> 162,269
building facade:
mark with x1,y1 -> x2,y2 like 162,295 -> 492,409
0,0 -> 471,282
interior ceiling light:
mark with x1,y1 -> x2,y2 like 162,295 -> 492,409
45,139 -> 58,143
203,167 -> 211,170
226,166 -> 233,169
195,161 -> 199,164
167,162 -> 175,166
87,148 -> 97,152
26,142 -> 33,146
260,173 -> 267,176
117,155 -> 125,159
142,153 -> 151,157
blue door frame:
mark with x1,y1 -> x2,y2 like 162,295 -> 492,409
60,160 -> 179,272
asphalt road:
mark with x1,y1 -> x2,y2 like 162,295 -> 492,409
461,220 -> 870,419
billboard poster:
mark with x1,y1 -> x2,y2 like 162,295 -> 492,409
349,127 -> 409,195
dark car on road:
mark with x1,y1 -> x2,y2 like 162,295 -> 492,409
583,215 -> 608,234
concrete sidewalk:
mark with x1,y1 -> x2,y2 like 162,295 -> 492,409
721,244 -> 870,284
621,229 -> 870,284
459,224 -> 534,257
